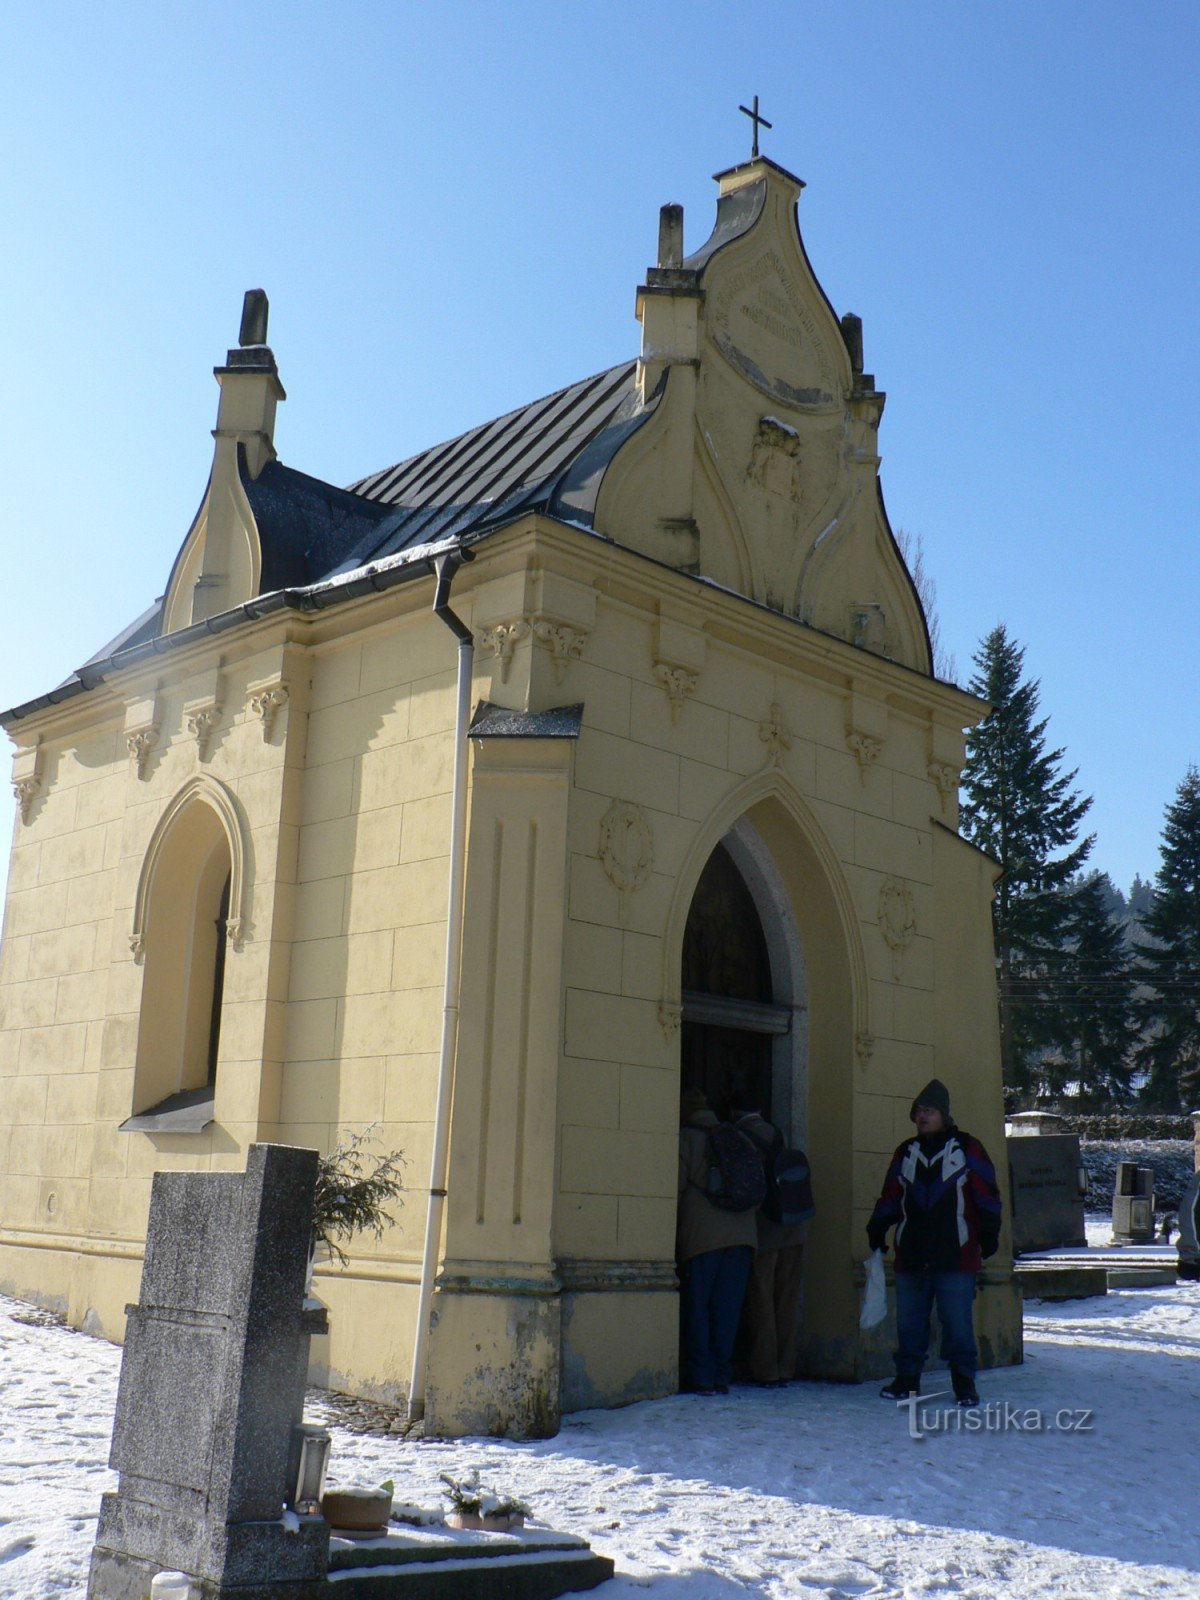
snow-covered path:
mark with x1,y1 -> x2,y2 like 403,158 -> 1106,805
2,1285 -> 1198,1599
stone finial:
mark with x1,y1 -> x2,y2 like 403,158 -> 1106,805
658,204 -> 684,269
239,288 -> 269,348
840,312 -> 864,376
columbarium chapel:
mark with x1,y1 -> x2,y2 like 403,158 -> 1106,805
0,145 -> 1020,1436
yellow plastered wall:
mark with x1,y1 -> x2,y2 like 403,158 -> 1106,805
0,527 -> 1017,1418
279,609 -> 468,1398
0,635 -> 310,1335
527,529 -> 1012,1400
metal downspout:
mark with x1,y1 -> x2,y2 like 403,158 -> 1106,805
408,549 -> 474,1422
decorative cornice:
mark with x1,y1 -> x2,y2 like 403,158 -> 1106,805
556,1258 -> 679,1294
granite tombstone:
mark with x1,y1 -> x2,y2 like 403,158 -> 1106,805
1007,1119 -> 1088,1253
88,1142 -> 330,1600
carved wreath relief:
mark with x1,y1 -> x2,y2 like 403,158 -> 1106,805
877,876 -> 917,980
599,800 -> 654,925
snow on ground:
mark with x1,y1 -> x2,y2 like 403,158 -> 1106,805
3,1284 -> 1199,1600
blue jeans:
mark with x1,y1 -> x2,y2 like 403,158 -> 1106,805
894,1270 -> 977,1378
679,1245 -> 754,1391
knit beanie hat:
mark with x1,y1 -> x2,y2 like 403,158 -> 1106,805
909,1078 -> 951,1123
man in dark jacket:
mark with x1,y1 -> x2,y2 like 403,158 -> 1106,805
867,1078 -> 1001,1407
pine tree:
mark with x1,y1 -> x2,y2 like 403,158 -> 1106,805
1042,872 -> 1136,1106
1135,766 -> 1200,1108
960,626 -> 1094,1095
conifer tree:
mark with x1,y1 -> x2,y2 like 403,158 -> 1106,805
1042,872 -> 1136,1106
960,626 -> 1094,1094
1135,766 -> 1200,1108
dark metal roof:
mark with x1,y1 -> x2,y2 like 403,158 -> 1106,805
340,360 -> 643,564
2,361 -> 651,726
469,701 -> 584,740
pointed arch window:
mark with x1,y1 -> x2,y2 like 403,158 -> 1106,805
121,778 -> 247,1133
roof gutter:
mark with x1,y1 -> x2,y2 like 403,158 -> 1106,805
0,538 -> 464,729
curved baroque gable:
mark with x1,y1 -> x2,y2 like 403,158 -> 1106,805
595,158 -> 931,674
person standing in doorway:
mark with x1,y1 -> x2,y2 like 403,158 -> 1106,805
867,1079 -> 1001,1407
677,1088 -> 759,1395
732,1105 -> 809,1386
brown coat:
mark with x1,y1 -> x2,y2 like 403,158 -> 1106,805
677,1110 -> 759,1264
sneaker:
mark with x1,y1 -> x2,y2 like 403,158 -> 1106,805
879,1374 -> 920,1400
951,1369 -> 979,1407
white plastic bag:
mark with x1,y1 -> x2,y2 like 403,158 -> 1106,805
859,1248 -> 887,1330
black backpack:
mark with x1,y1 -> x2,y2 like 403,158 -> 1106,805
746,1127 -> 815,1225
700,1122 -> 768,1212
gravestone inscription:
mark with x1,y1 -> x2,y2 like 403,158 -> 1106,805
1007,1131 -> 1087,1253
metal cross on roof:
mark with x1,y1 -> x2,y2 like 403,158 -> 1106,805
738,95 -> 773,159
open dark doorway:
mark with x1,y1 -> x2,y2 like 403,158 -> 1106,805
680,840 -> 790,1120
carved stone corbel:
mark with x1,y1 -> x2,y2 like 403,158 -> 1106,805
531,619 -> 587,684
13,776 -> 40,825
11,743 -> 41,825
186,704 -> 222,761
928,760 -> 958,814
847,731 -> 882,784
476,620 -> 529,684
652,661 -> 697,723
759,702 -> 791,769
225,916 -> 246,952
854,1031 -> 876,1067
249,682 -> 290,741
126,726 -> 159,780
658,1000 -> 683,1040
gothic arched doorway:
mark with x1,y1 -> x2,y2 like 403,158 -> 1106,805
680,831 -> 802,1128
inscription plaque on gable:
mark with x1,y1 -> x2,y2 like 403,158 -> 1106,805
710,250 -> 838,409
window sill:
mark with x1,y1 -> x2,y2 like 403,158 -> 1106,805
119,1085 -> 216,1134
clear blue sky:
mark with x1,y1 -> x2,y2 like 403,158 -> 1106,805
2,2 -> 1197,901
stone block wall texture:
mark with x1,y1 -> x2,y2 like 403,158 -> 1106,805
0,534 -> 1016,1425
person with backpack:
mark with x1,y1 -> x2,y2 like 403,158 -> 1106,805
732,1106 -> 814,1386
677,1087 -> 762,1395
866,1078 -> 1002,1408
